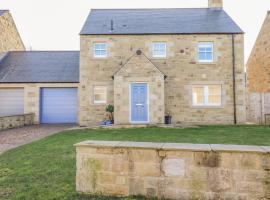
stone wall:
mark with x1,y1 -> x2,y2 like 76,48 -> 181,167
0,113 -> 34,131
79,34 -> 246,125
75,141 -> 270,199
0,83 -> 79,123
0,11 -> 25,53
247,11 -> 270,93
247,92 -> 270,124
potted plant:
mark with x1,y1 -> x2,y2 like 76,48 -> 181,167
106,104 -> 114,124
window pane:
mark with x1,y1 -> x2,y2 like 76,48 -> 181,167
199,52 -> 206,60
206,52 -> 213,60
208,95 -> 221,104
94,86 -> 106,103
94,94 -> 104,101
153,42 -> 166,57
192,85 -> 222,106
198,42 -> 213,62
208,85 -> 221,105
94,43 -> 107,57
199,47 -> 206,52
193,86 -> 204,105
208,85 -> 221,94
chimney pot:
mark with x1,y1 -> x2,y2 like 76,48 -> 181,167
208,0 -> 223,8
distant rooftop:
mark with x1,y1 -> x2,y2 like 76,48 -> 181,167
0,10 -> 8,16
80,8 -> 243,35
0,51 -> 79,83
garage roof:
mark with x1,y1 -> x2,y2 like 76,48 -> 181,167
80,8 -> 243,35
0,51 -> 79,83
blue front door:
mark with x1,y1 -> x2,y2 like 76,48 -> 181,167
131,83 -> 148,123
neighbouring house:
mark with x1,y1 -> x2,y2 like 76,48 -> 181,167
0,0 -> 246,125
247,11 -> 270,93
0,10 -> 25,54
246,11 -> 270,124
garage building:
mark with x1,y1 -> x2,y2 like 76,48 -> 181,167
0,51 -> 79,124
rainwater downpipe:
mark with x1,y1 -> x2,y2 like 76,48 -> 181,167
231,34 -> 237,124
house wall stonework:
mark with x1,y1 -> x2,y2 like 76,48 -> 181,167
79,34 -> 246,125
114,53 -> 165,124
0,11 -> 25,53
0,83 -> 79,123
247,12 -> 270,93
208,0 -> 223,8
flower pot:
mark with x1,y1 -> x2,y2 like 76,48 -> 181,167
165,116 -> 172,124
105,120 -> 112,125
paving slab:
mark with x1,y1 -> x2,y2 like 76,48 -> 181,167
0,124 -> 73,155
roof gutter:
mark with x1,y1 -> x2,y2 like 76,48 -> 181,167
231,34 -> 237,124
80,32 -> 244,36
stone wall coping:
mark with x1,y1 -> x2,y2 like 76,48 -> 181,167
74,140 -> 270,153
210,144 -> 266,153
261,146 -> 270,153
162,143 -> 211,151
0,113 -> 34,119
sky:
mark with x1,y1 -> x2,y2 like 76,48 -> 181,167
1,0 -> 270,62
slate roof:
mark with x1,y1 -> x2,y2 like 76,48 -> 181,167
80,8 -> 243,35
0,10 -> 8,16
0,51 -> 79,83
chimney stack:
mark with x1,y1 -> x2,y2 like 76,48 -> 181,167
208,0 -> 223,8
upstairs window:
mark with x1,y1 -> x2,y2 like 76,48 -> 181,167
94,86 -> 107,104
192,85 -> 222,106
152,42 -> 166,58
93,43 -> 107,58
198,42 -> 214,62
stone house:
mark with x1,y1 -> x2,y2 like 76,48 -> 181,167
246,11 -> 270,124
247,11 -> 270,93
0,0 -> 246,125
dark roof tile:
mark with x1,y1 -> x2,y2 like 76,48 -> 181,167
80,8 -> 243,35
0,51 -> 79,83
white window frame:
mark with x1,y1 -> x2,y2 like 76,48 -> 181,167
93,86 -> 107,104
198,42 -> 214,63
152,42 -> 167,58
192,85 -> 222,107
93,43 -> 107,58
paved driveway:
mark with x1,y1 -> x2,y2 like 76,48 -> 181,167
0,124 -> 74,154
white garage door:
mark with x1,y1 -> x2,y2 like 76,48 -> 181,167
40,88 -> 78,123
0,88 -> 24,116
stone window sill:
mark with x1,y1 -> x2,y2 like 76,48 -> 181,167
196,62 -> 217,65
191,105 -> 224,109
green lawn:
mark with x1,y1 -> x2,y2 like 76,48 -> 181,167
1,125 -> 270,200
